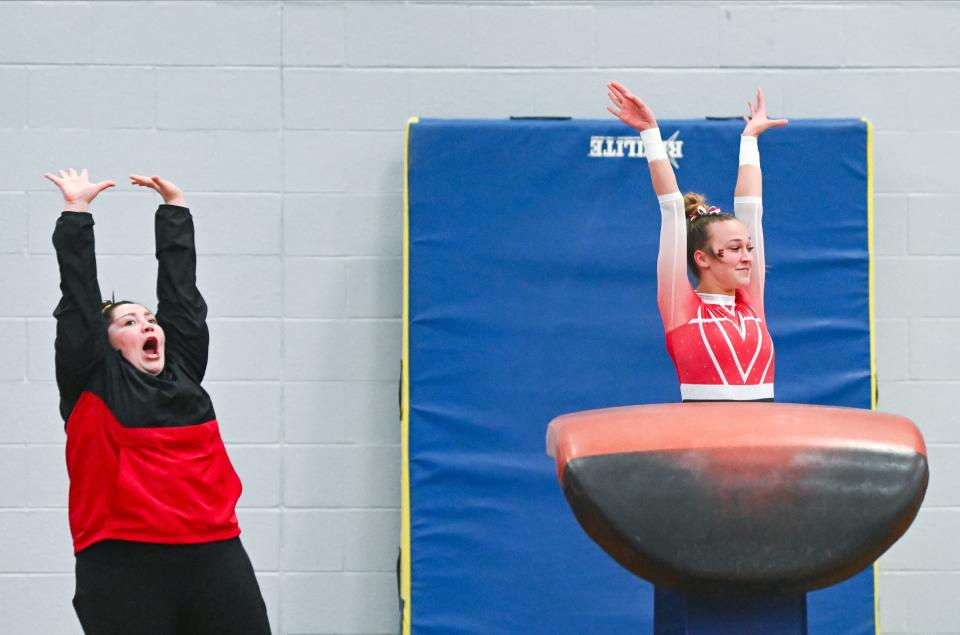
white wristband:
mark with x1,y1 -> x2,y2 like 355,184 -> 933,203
640,127 -> 668,162
739,135 -> 760,167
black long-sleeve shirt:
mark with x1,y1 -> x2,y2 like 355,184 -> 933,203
53,205 -> 215,428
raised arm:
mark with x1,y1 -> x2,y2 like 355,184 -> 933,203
131,175 -> 209,382
607,82 -> 678,196
607,82 -> 693,330
46,168 -> 116,420
733,88 -> 788,311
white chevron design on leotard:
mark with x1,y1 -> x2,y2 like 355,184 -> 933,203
690,305 -> 765,384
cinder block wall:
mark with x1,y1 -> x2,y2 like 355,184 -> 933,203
0,2 -> 954,633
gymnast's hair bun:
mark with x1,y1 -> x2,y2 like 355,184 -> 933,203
683,192 -> 708,220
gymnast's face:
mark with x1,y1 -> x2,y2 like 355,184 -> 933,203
107,304 -> 166,375
695,219 -> 754,291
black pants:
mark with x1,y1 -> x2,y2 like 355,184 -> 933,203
73,537 -> 271,635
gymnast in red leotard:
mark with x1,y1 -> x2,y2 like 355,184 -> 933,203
606,82 -> 788,402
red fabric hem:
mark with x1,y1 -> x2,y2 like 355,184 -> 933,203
74,526 -> 242,555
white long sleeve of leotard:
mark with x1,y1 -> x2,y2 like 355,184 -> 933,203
733,196 -> 765,316
656,191 -> 692,332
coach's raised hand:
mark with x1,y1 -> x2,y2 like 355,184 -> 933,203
43,168 -> 116,213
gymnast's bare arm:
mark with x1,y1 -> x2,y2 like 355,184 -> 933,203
606,81 -> 679,197
734,88 -> 788,198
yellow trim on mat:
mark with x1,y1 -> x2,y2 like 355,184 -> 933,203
866,117 -> 876,413
401,116 -> 418,635
863,117 -> 879,635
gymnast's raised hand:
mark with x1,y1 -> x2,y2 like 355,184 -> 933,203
735,88 -> 788,199
741,87 -> 788,139
606,81 -> 658,133
605,81 -> 678,195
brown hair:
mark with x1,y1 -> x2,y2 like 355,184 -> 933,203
100,300 -> 138,321
683,192 -> 737,281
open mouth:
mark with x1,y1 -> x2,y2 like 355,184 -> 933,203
143,337 -> 160,359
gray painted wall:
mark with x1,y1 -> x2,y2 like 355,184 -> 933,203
0,1 -> 955,633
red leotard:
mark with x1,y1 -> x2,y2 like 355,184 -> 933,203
657,192 -> 774,401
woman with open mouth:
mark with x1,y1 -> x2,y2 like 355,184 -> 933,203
47,168 -> 270,634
